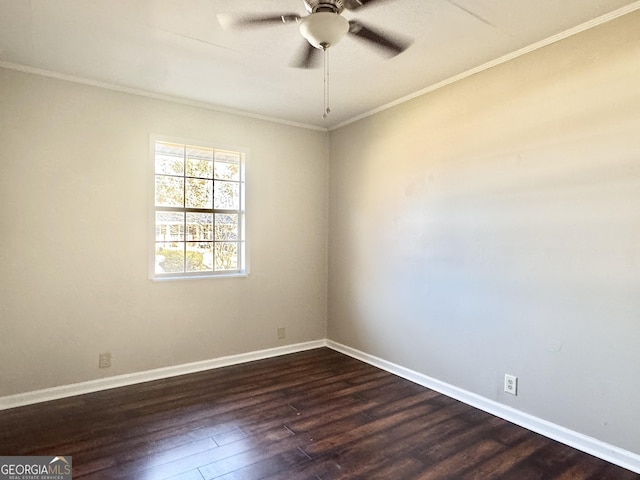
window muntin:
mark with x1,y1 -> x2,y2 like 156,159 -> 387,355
151,138 -> 246,279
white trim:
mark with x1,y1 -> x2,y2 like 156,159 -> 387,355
0,340 -> 325,411
149,134 -> 250,280
326,340 -> 640,474
2,338 -> 638,473
329,1 -> 640,131
3,2 -> 640,133
0,61 -> 327,133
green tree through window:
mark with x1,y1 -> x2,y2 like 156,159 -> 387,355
152,138 -> 246,278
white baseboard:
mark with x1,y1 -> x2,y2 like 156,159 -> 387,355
0,340 -> 326,411
2,338 -> 638,474
326,340 -> 640,474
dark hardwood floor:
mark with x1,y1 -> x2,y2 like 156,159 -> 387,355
0,348 -> 637,479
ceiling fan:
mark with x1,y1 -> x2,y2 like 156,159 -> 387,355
218,0 -> 412,69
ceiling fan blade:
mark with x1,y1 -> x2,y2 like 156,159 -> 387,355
291,42 -> 321,69
343,0 -> 392,10
348,20 -> 411,57
217,13 -> 301,29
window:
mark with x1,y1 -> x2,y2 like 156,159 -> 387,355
150,136 -> 247,279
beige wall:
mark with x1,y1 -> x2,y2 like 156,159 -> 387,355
0,68 -> 329,396
328,12 -> 640,454
1,7 -> 640,459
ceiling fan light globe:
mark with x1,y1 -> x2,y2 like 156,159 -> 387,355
300,12 -> 349,49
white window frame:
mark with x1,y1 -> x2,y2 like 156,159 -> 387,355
149,134 -> 249,280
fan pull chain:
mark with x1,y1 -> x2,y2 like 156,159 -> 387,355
322,46 -> 330,120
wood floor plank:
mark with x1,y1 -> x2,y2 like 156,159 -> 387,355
365,457 -> 427,480
165,469 -> 206,480
461,435 -> 549,480
554,454 -> 611,480
302,402 -> 443,457
0,348 -> 637,480
416,439 -> 507,480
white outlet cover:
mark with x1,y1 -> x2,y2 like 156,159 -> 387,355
504,374 -> 518,395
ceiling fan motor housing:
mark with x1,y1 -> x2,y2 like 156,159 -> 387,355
303,0 -> 345,14
300,12 -> 350,49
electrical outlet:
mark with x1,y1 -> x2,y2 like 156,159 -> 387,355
504,374 -> 517,395
99,352 -> 111,369
277,327 -> 286,340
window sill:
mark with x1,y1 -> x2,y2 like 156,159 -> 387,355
151,272 -> 248,282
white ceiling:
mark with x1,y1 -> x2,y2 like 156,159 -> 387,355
1,0 -> 639,129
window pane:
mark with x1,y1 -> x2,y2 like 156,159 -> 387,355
214,181 -> 239,210
156,243 -> 185,273
155,175 -> 184,207
185,178 -> 213,208
156,212 -> 184,241
155,154 -> 184,176
186,242 -> 213,272
152,138 -> 246,278
187,213 -> 213,241
214,151 -> 240,180
186,146 -> 213,179
187,158 -> 213,179
215,214 -> 238,240
155,142 -> 184,175
215,242 -> 238,271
